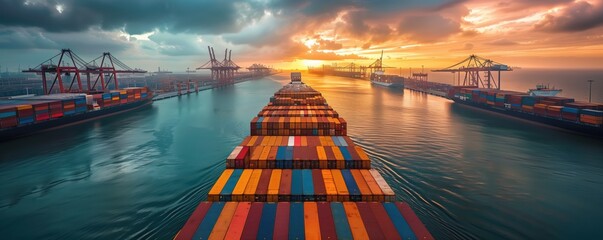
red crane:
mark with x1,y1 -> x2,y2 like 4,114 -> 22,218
197,46 -> 240,87
23,49 -> 146,94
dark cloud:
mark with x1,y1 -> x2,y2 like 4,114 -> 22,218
534,1 -> 603,32
0,27 -> 131,54
398,14 -> 461,42
0,0 -> 264,34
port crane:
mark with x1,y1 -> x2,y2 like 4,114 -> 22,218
23,49 -> 146,94
432,54 -> 511,89
247,64 -> 273,77
197,46 -> 240,87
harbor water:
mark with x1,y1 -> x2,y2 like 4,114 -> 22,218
0,73 -> 602,239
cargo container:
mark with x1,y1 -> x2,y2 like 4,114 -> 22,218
1,87 -> 153,140
176,77 -> 432,239
450,88 -> 603,136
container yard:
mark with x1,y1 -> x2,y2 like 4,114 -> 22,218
174,73 -> 433,239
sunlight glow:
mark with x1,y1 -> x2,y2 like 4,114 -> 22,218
302,59 -> 323,67
55,4 -> 64,14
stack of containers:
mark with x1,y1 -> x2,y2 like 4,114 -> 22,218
175,75 -> 434,239
16,105 -> 34,125
0,105 -> 18,129
580,109 -> 603,125
31,101 -> 51,122
520,96 -> 539,113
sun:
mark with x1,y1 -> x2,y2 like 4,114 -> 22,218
302,59 -> 323,67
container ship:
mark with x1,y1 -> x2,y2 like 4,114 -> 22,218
174,73 -> 433,239
370,71 -> 405,88
0,87 -> 152,140
449,87 -> 603,137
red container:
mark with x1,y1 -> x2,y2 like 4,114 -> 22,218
312,169 -> 326,201
0,116 -> 18,128
273,202 -> 291,239
175,202 -> 212,240
368,202 -> 401,240
395,202 -> 434,240
241,202 -> 263,239
255,169 -> 272,202
278,170 -> 292,201
356,202 -> 386,239
562,112 -> 578,121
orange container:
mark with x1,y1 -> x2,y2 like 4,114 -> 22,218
267,169 -> 282,202
208,169 -> 234,201
343,202 -> 369,240
208,202 -> 238,240
304,202 -> 321,240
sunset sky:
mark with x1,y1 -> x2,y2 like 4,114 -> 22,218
1,0 -> 603,72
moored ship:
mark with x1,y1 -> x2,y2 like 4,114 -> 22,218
370,71 -> 405,88
528,84 -> 562,96
0,87 -> 152,141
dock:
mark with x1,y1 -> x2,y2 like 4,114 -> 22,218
174,73 -> 434,239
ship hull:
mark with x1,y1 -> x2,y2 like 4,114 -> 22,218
0,99 -> 152,141
371,80 -> 404,88
528,90 -> 562,96
452,98 -> 602,138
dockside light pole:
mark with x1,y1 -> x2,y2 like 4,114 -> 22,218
588,80 -> 594,103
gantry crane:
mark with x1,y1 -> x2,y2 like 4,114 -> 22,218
22,49 -> 146,94
432,54 -> 512,89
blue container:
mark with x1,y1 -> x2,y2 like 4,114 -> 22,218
331,136 -> 341,146
276,146 -> 286,168
383,202 -> 416,239
330,202 -> 353,239
18,116 -> 34,125
256,117 -> 264,129
312,129 -> 318,135
341,170 -> 361,201
291,170 -> 303,201
582,109 -> 603,116
337,136 -> 348,146
75,107 -> 87,113
562,107 -> 579,114
111,92 -> 119,97
339,147 -> 353,168
302,170 -> 315,201
521,96 -> 538,106
192,202 -> 225,240
63,110 -> 76,116
0,111 -> 16,118
289,203 -> 305,240
219,169 -> 243,201
74,99 -> 86,104
102,93 -> 111,100
256,203 -> 277,239
285,147 -> 294,169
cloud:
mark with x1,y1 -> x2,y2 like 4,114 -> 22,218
300,51 -> 367,61
0,27 -> 131,54
534,1 -> 603,32
486,39 -> 519,46
0,0 -> 265,35
316,39 -> 343,50
449,43 -> 474,52
398,14 -> 461,42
